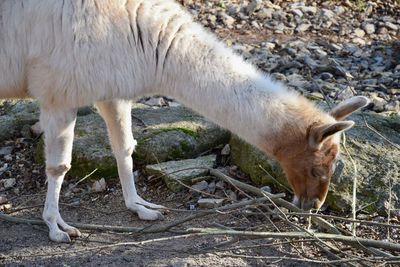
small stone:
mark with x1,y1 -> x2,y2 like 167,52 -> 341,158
263,42 -> 276,50
208,181 -> 216,193
296,23 -> 312,33
362,23 -> 375,34
219,13 -> 235,28
334,6 -> 345,15
314,48 -> 328,59
198,198 -> 224,209
320,72 -> 334,80
385,22 -> 398,31
370,94 -> 387,112
2,178 -> 16,189
215,181 -> 225,189
30,121 -> 43,136
352,37 -> 366,46
377,27 -> 388,35
170,260 -> 189,267
321,9 -> 335,19
260,186 -> 272,193
300,6 -> 317,15
144,97 -> 166,107
4,154 -> 12,162
192,180 -> 208,191
91,178 -> 107,192
387,88 -> 400,95
386,101 -> 399,112
226,5 -> 239,16
0,147 -> 12,157
247,0 -> 262,15
0,196 -> 8,205
0,203 -> 12,211
221,144 -> 230,156
354,28 -> 365,38
256,8 -> 274,19
290,9 -> 303,17
228,190 -> 237,201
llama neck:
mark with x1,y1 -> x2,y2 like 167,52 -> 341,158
158,24 -> 316,156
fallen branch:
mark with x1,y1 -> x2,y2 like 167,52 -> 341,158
187,228 -> 400,253
0,197 -> 274,234
209,169 -> 341,235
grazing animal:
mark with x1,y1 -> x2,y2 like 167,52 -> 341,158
0,0 -> 368,242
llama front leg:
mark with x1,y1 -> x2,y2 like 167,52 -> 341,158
96,100 -> 164,220
41,109 -> 81,242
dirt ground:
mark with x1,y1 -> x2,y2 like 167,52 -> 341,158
1,172 -> 322,267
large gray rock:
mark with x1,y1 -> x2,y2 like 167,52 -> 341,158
0,100 -> 40,141
36,103 -> 229,178
230,111 -> 400,214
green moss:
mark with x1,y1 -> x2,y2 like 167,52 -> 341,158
150,126 -> 200,139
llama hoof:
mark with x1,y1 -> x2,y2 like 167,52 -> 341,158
65,227 -> 82,237
49,230 -> 71,243
137,209 -> 164,221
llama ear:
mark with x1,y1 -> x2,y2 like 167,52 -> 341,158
330,96 -> 370,121
309,121 -> 354,148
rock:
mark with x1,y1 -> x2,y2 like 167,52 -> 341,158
377,27 -> 388,35
320,72 -> 334,80
92,178 -> 107,192
192,180 -> 209,191
36,103 -> 229,178
229,135 -> 286,186
386,101 -> 400,113
221,144 -> 231,155
321,9 -> 335,20
230,111 -> 400,214
352,37 -> 366,46
219,13 -> 235,28
362,23 -> 375,34
370,94 -> 387,112
354,28 -> 366,38
170,260 -> 189,267
198,198 -> 224,209
30,121 -> 43,136
296,23 -> 312,33
0,100 -> 40,142
2,178 -> 16,189
144,97 -> 166,107
299,6 -> 317,15
0,147 -> 12,157
256,8 -> 274,19
290,9 -> 303,17
145,155 -> 216,192
385,22 -> 398,31
260,186 -> 272,193
0,196 -> 7,205
247,0 -> 262,15
334,6 -> 346,15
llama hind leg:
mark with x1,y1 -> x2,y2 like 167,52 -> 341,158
41,108 -> 81,242
96,100 -> 164,220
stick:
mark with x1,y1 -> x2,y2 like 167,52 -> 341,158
209,169 -> 341,235
186,228 -> 400,252
0,197 -> 274,234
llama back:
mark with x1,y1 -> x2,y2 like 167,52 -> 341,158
0,0 -> 196,108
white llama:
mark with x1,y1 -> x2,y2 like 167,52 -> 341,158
0,0 -> 369,242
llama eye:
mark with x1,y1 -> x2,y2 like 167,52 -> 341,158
311,167 -> 324,178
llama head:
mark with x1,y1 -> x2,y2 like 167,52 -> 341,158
274,96 -> 369,210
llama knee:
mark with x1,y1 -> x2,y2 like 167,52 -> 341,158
46,164 -> 71,177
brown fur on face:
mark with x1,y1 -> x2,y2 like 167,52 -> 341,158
258,96 -> 369,210
279,138 -> 339,209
